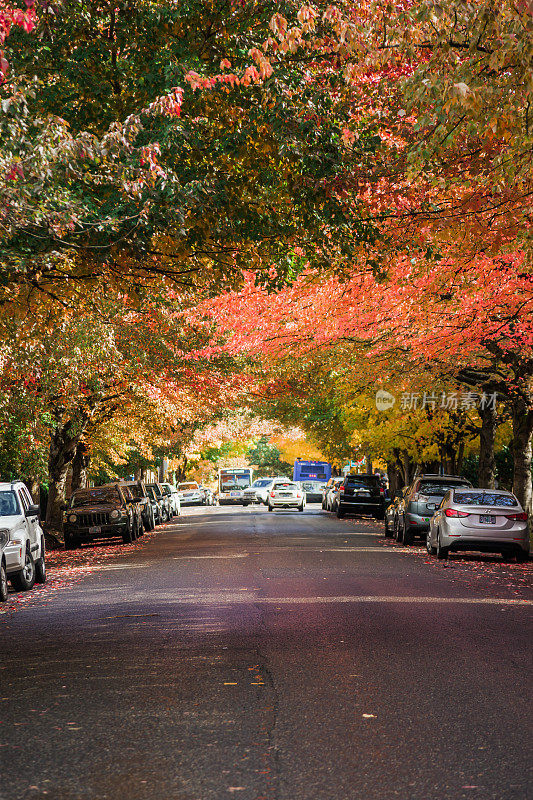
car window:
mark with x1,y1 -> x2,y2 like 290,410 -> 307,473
453,491 -> 518,507
70,488 -> 121,507
274,482 -> 297,490
418,480 -> 470,497
344,475 -> 380,487
0,490 -> 20,516
18,489 -> 29,511
178,483 -> 198,491
127,485 -> 143,499
253,479 -> 272,487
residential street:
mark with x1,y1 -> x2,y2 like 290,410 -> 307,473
1,505 -> 531,800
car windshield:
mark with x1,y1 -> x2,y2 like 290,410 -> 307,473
178,483 -> 198,491
345,475 -> 380,486
70,488 -> 121,507
419,481 -> 470,497
0,490 -> 20,516
253,479 -> 272,487
453,491 -> 518,507
146,484 -> 162,497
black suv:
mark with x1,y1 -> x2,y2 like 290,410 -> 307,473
64,484 -> 143,549
335,474 -> 386,519
119,481 -> 155,532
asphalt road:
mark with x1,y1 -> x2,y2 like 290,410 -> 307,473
1,504 -> 532,800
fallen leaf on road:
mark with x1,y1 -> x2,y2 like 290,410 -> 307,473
362,714 -> 376,718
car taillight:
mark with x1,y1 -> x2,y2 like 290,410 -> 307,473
380,488 -> 385,495
505,512 -> 528,521
270,491 -> 275,497
296,492 -> 302,498
444,508 -> 470,518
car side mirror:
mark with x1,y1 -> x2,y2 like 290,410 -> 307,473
26,503 -> 40,517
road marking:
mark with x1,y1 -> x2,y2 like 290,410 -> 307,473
172,554 -> 248,560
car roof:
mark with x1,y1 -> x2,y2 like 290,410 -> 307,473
0,481 -> 24,490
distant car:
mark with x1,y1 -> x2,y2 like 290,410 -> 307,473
427,488 -> 530,562
65,484 -> 142,548
204,488 -> 218,506
243,478 -> 274,505
159,483 -> 181,517
145,485 -> 164,524
397,474 -> 473,545
267,480 -> 306,512
0,481 -> 46,594
145,482 -> 172,521
301,480 -> 324,503
177,481 -> 204,506
117,480 -> 155,532
384,488 -> 407,537
333,474 -> 386,519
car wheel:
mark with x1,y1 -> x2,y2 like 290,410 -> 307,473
268,504 -> 274,512
298,503 -> 304,512
516,550 -> 529,563
394,518 -> 403,543
35,538 -> 46,583
375,509 -> 385,521
122,524 -> 134,544
403,526 -> 413,546
426,531 -> 437,556
384,518 -> 391,537
64,533 -> 80,550
10,547 -> 36,591
0,559 -> 8,602
336,504 -> 345,519
436,532 -> 449,560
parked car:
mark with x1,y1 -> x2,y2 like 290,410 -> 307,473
64,484 -> 143,548
177,481 -> 205,506
0,524 -> 8,602
145,482 -> 172,521
384,488 -> 408,537
267,480 -> 306,512
427,488 -> 530,562
117,480 -> 155,532
301,480 -> 324,503
145,485 -> 165,524
323,477 -> 344,511
0,481 -> 46,594
159,483 -> 181,517
396,474 -> 473,545
243,478 -> 274,505
333,474 -> 386,519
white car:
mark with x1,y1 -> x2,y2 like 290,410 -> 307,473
177,481 -> 204,506
427,487 -> 530,562
267,480 -> 306,512
0,481 -> 46,594
159,483 -> 181,516
243,478 -> 274,505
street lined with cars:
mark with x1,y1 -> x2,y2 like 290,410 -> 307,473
1,502 -> 531,800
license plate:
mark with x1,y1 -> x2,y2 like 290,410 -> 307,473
357,491 -> 370,497
230,492 -> 240,497
480,515 -> 496,524
89,526 -> 101,534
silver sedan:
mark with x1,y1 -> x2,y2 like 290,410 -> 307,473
427,488 -> 529,562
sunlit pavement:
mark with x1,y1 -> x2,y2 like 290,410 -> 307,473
1,504 -> 531,800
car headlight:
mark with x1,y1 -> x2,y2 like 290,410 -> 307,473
110,509 -> 121,519
68,514 -> 77,523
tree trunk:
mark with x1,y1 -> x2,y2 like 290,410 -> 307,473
71,442 -> 90,492
511,397 -> 533,518
45,424 -> 80,532
478,401 -> 497,488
